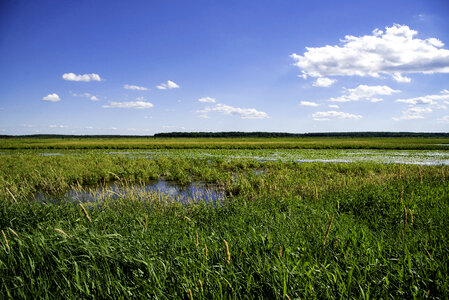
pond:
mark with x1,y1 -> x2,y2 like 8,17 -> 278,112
34,179 -> 225,204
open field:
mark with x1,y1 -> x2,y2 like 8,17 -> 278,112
1,138 -> 448,298
1,136 -> 449,150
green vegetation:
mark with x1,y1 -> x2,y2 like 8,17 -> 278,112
1,136 -> 449,150
1,140 -> 448,298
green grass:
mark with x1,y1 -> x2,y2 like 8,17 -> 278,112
1,136 -> 449,150
1,150 -> 448,298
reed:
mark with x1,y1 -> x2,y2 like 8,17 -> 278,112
54,228 -> 71,239
79,203 -> 92,223
322,214 -> 335,246
224,239 -> 230,265
1,230 -> 9,251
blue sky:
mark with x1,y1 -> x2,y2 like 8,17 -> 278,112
1,0 -> 449,135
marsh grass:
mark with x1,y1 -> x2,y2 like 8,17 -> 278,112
0,151 -> 448,298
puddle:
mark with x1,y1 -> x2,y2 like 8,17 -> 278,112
41,153 -> 63,156
34,179 -> 225,204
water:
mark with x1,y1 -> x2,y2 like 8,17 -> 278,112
35,179 -> 225,204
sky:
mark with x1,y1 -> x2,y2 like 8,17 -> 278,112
1,0 -> 449,135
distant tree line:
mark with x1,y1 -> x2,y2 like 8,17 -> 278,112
153,131 -> 449,138
1,132 -> 449,139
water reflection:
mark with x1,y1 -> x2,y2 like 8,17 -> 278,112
35,179 -> 225,204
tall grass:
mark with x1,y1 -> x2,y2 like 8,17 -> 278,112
0,151 -> 448,298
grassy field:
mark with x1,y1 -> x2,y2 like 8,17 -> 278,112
1,139 -> 448,298
1,136 -> 449,150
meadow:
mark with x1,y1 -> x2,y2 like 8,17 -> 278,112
0,137 -> 448,299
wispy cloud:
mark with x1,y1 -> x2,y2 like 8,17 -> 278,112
329,85 -> 400,102
48,124 -> 68,128
198,97 -> 216,103
328,104 -> 340,109
102,101 -> 154,109
71,92 -> 99,101
197,103 -> 269,119
393,107 -> 432,121
291,24 -> 449,82
62,73 -> 102,82
395,89 -> 449,105
312,77 -> 336,87
156,80 -> 179,90
124,84 -> 148,91
312,111 -> 362,121
300,101 -> 319,107
42,93 -> 60,102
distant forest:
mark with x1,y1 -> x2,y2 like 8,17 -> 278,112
1,132 -> 449,138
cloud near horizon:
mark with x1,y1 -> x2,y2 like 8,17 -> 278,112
329,85 -> 400,102
102,101 -> 154,109
312,111 -> 362,121
197,103 -> 269,119
62,73 -> 102,82
156,80 -> 179,90
291,24 -> 449,82
42,93 -> 60,102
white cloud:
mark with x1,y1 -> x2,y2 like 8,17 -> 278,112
329,85 -> 400,102
71,92 -> 99,101
300,101 -> 319,107
392,73 -> 411,83
198,97 -> 216,103
156,80 -> 179,90
102,101 -> 154,109
42,93 -> 60,102
62,73 -> 102,82
393,106 -> 432,121
124,84 -> 148,91
136,96 -> 147,101
395,90 -> 449,105
312,111 -> 362,121
197,103 -> 269,119
328,104 -> 340,109
49,125 -> 68,128
313,77 -> 336,87
291,24 -> 449,82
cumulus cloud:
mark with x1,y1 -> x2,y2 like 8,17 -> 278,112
313,77 -> 336,87
124,84 -> 148,91
291,24 -> 449,82
328,104 -> 340,109
62,73 -> 102,82
42,93 -> 60,102
329,85 -> 400,102
197,103 -> 269,119
198,97 -> 216,103
156,80 -> 179,90
312,111 -> 362,121
393,106 -> 432,121
395,89 -> 449,105
300,101 -> 319,107
102,101 -> 154,109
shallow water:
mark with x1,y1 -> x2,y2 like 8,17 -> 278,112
4,148 -> 449,165
35,179 -> 225,204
